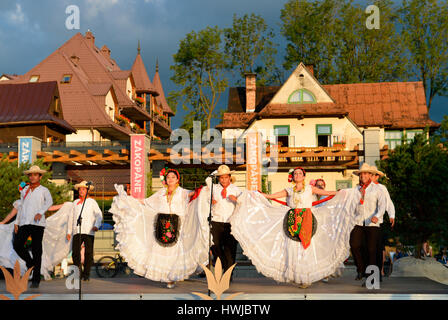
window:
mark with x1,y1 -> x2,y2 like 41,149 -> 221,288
406,130 -> 423,143
385,130 -> 403,149
29,75 -> 39,82
336,180 -> 352,190
274,125 -> 290,136
288,89 -> 316,104
274,125 -> 290,147
316,124 -> 332,147
61,74 -> 72,84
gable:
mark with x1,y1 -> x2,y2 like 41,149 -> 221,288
269,62 -> 334,105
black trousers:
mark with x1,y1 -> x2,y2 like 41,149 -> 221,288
210,221 -> 237,272
349,225 -> 382,275
72,234 -> 95,279
13,225 -> 45,284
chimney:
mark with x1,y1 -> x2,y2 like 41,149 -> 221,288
305,64 -> 314,76
245,73 -> 256,113
101,45 -> 111,59
85,29 -> 95,47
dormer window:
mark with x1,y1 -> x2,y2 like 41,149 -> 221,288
288,89 -> 316,104
61,74 -> 72,84
29,75 -> 39,82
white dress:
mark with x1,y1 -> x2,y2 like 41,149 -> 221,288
110,184 -> 210,282
230,185 -> 361,284
0,201 -> 73,279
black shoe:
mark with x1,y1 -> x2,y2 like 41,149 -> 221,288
355,272 -> 363,280
30,282 -> 40,288
82,276 -> 90,282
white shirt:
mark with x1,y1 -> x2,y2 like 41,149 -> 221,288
285,185 -> 314,208
209,183 -> 242,223
354,183 -> 387,227
68,198 -> 103,236
144,187 -> 191,216
15,185 -> 53,228
375,183 -> 395,219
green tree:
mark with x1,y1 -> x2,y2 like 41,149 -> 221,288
280,0 -> 408,84
0,159 -> 72,219
170,26 -> 228,131
399,0 -> 448,110
224,13 -> 279,86
280,0 -> 341,82
377,126 -> 448,257
335,0 -> 408,83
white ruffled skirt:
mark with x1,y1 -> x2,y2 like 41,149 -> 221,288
0,202 -> 73,280
229,189 -> 361,284
109,185 -> 211,283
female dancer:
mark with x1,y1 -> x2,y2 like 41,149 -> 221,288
230,167 -> 361,288
110,168 -> 210,289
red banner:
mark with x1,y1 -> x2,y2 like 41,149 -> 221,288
130,135 -> 146,199
246,132 -> 262,191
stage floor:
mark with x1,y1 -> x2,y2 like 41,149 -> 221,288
1,267 -> 447,300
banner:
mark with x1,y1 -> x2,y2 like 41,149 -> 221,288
18,137 -> 33,164
246,132 -> 262,191
130,134 -> 148,199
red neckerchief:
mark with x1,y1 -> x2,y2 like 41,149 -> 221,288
77,196 -> 88,205
359,180 -> 371,204
23,183 -> 40,200
221,183 -> 229,199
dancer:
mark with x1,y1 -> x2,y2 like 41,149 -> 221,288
230,167 -> 361,288
110,168 -> 210,289
13,165 -> 53,288
65,181 -> 102,282
205,165 -> 242,276
370,165 -> 396,277
349,163 -> 387,282
370,166 -> 395,228
0,181 -> 74,281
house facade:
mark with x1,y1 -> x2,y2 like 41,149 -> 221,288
218,63 -> 439,194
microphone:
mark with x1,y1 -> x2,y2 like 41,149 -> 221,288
86,181 -> 93,187
208,170 -> 218,177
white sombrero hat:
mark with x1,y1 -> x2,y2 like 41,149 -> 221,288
23,165 -> 47,175
353,163 -> 376,176
74,180 -> 94,190
216,165 -> 235,176
370,165 -> 386,177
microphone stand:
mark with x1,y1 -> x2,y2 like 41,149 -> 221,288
207,174 -> 215,297
76,184 -> 91,301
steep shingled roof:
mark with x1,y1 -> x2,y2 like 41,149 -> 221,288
5,32 -> 152,139
218,81 -> 439,130
153,64 -> 174,116
131,51 -> 158,95
0,81 -> 75,133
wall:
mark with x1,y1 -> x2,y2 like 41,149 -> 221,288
66,129 -> 103,142
247,117 -> 363,149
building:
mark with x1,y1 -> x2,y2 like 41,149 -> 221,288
1,31 -> 173,143
0,81 -> 75,143
217,62 -> 439,193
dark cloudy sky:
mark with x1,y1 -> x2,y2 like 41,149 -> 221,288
0,0 -> 445,129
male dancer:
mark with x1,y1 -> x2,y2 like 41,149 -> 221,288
13,165 -> 53,288
67,181 -> 102,281
371,165 -> 396,277
349,163 -> 386,281
206,165 -> 242,274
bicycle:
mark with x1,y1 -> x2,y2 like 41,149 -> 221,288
95,253 -> 132,278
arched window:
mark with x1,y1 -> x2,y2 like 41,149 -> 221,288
288,89 -> 316,104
